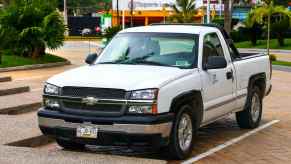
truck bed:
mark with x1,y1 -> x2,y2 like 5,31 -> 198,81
239,53 -> 266,60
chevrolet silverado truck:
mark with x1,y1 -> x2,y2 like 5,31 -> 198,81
38,24 -> 272,159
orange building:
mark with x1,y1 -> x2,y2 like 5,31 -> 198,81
111,0 -> 203,27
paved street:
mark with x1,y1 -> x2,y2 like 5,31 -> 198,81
0,42 -> 291,163
239,48 -> 291,62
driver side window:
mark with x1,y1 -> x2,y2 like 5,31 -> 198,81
202,33 -> 225,64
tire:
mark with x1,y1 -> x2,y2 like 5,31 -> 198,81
56,138 -> 85,150
236,86 -> 263,129
167,104 -> 196,160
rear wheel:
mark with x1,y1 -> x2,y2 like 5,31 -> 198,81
56,138 -> 85,150
236,86 -> 262,129
167,104 -> 196,160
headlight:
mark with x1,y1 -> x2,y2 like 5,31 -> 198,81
130,89 -> 158,100
128,104 -> 158,114
44,83 -> 60,95
44,98 -> 60,110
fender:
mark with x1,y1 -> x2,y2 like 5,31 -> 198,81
170,90 -> 203,128
248,73 -> 266,98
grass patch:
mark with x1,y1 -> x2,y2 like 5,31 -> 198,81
235,38 -> 291,50
272,60 -> 291,67
65,36 -> 102,41
0,53 -> 67,68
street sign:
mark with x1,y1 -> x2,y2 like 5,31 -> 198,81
112,0 -> 175,11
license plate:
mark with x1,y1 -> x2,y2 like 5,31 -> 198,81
76,125 -> 98,139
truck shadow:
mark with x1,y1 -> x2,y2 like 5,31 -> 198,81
58,116 -> 270,162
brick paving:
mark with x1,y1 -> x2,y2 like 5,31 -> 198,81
189,70 -> 291,164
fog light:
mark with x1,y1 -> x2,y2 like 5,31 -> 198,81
44,99 -> 60,110
128,105 -> 157,114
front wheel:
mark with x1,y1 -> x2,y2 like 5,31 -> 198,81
236,86 -> 263,129
167,104 -> 196,160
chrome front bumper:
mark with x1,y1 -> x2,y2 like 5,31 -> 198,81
38,117 -> 172,137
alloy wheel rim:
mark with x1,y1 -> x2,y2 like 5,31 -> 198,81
251,93 -> 261,122
178,113 -> 193,152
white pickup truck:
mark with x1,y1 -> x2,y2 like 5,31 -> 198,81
38,24 -> 272,159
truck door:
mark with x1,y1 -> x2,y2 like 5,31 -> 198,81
200,32 -> 237,124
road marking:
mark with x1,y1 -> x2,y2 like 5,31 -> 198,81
182,120 -> 280,164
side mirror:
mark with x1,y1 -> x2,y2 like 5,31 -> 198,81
204,56 -> 227,70
85,53 -> 98,65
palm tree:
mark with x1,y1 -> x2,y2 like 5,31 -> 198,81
168,0 -> 197,23
0,0 -> 65,58
246,0 -> 290,54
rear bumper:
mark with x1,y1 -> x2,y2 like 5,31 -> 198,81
38,109 -> 174,146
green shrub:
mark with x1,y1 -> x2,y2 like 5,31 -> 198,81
103,26 -> 122,41
269,54 -> 277,61
0,0 -> 65,59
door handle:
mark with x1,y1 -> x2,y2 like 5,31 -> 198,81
226,70 -> 233,80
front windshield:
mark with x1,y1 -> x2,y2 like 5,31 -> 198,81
96,32 -> 199,69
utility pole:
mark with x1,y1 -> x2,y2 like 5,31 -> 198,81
206,0 -> 211,23
64,0 -> 68,36
130,0 -> 133,27
122,10 -> 125,29
116,0 -> 120,25
219,0 -> 222,17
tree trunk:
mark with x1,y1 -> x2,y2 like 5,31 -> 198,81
224,0 -> 232,34
31,46 -> 45,59
267,13 -> 271,56
0,50 -> 2,64
277,32 -> 284,46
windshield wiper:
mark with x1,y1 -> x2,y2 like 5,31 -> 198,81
97,61 -> 119,64
133,60 -> 177,67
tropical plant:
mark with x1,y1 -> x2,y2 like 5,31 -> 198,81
103,26 -> 122,41
0,0 -> 10,7
0,0 -> 65,59
246,1 -> 291,50
168,0 -> 197,23
245,11 -> 264,46
269,54 -> 277,61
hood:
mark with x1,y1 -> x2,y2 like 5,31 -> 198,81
47,64 -> 194,91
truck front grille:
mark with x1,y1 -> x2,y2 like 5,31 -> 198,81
61,87 -> 126,99
60,100 -> 125,117
63,101 -> 122,112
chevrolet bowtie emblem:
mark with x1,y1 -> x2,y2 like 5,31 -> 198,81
82,97 -> 99,106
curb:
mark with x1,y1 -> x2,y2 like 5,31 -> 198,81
0,86 -> 30,96
272,65 -> 291,72
6,135 -> 54,148
0,61 -> 71,73
239,48 -> 291,54
0,76 -> 12,82
0,102 -> 41,115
